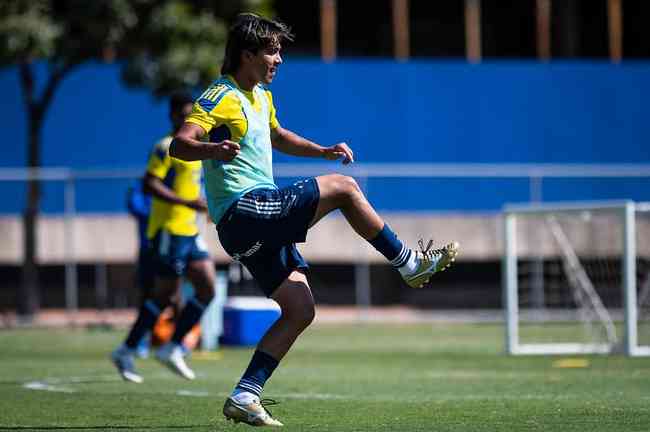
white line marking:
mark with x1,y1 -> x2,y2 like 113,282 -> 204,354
21,374 -> 635,403
280,393 -> 347,400
23,381 -> 76,393
177,390 -> 210,397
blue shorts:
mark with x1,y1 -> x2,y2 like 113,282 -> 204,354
149,229 -> 210,278
216,178 -> 320,296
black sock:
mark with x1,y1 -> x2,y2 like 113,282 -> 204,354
235,350 -> 280,397
368,223 -> 411,267
171,297 -> 207,345
125,300 -> 162,349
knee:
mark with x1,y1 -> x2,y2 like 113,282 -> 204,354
195,285 -> 215,305
152,283 -> 175,306
284,300 -> 315,330
188,264 -> 216,304
151,290 -> 172,309
296,303 -> 316,330
193,276 -> 216,304
331,174 -> 361,202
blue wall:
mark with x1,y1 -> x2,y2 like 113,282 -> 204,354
1,60 -> 649,213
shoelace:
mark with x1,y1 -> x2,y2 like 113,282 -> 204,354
417,238 -> 446,264
260,398 -> 279,418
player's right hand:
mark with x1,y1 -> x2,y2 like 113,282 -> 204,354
211,140 -> 240,162
186,198 -> 208,212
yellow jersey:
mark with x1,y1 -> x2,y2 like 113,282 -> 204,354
185,75 -> 281,223
145,135 -> 203,238
185,74 -> 280,143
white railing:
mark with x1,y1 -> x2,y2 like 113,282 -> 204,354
2,163 -> 650,314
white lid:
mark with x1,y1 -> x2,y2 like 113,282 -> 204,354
224,296 -> 281,311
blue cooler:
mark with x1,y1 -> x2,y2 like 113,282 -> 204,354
220,297 -> 281,346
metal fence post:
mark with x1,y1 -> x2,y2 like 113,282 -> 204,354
529,174 -> 545,312
64,176 -> 78,312
622,201 -> 637,356
503,211 -> 519,354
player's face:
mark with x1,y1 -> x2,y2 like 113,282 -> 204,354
253,43 -> 283,85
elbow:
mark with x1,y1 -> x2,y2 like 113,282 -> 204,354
170,137 -> 191,160
170,135 -> 196,161
142,176 -> 154,196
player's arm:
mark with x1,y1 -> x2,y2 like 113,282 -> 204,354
144,141 -> 207,212
143,173 -> 207,212
271,126 -> 354,165
170,122 -> 240,162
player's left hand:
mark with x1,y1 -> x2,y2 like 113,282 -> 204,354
323,142 -> 354,165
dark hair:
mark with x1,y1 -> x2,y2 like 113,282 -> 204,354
221,13 -> 294,75
169,92 -> 193,113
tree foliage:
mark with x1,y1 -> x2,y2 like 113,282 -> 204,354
0,0 -> 271,95
0,0 -> 271,316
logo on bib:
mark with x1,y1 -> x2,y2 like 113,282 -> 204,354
232,241 -> 263,261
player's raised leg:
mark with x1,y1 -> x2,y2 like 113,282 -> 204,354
223,270 -> 313,427
156,258 -> 215,380
312,173 -> 459,288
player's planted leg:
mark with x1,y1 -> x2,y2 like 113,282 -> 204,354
312,174 -> 459,287
223,271 -> 314,427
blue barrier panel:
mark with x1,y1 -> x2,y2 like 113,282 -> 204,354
2,61 -> 649,212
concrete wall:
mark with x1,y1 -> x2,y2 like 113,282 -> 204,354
1,212 -> 648,264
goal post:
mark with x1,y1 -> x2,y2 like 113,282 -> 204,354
503,200 -> 650,357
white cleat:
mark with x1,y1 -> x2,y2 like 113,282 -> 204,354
110,345 -> 143,384
402,240 -> 460,288
223,395 -> 284,427
155,343 -> 196,380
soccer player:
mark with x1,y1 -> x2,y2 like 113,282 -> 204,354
111,93 -> 216,383
172,14 -> 459,426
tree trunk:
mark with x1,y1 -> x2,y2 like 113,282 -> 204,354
557,0 -> 580,58
18,111 -> 41,318
17,62 -> 74,319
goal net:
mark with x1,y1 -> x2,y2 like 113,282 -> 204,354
503,201 -> 650,356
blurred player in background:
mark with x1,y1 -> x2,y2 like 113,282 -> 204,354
111,93 -> 216,383
125,180 -> 154,357
172,13 -> 459,426
126,182 -> 153,300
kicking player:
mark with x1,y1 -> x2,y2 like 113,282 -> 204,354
111,93 -> 216,383
172,14 -> 459,426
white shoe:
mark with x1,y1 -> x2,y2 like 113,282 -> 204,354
223,394 -> 283,427
155,343 -> 196,380
402,240 -> 459,288
110,345 -> 143,384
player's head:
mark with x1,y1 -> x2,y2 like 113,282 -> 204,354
221,13 -> 294,85
169,92 -> 193,130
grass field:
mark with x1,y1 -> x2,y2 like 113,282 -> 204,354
1,322 -> 650,431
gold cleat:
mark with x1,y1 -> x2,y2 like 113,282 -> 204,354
223,396 -> 284,427
403,240 -> 459,288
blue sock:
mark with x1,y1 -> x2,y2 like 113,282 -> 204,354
235,350 -> 279,397
368,224 -> 411,267
171,297 -> 207,345
125,300 -> 162,349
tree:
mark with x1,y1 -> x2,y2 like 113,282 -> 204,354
0,0 -> 270,318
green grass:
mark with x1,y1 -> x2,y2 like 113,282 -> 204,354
1,323 -> 650,431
